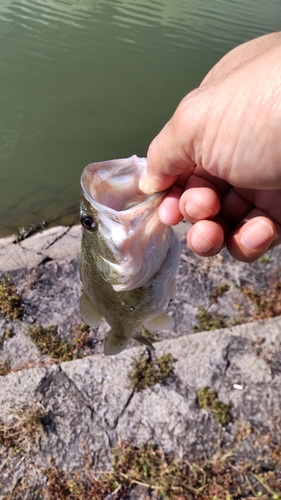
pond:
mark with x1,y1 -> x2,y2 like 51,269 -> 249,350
0,0 -> 280,236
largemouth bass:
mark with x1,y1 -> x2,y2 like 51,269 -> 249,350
80,155 -> 181,356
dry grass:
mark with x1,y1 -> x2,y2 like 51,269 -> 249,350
0,403 -> 46,453
1,414 -> 281,499
39,439 -> 281,499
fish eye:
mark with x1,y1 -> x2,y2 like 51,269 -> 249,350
81,215 -> 96,230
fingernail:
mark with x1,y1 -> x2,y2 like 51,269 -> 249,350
185,199 -> 214,220
190,229 -> 214,253
240,220 -> 274,250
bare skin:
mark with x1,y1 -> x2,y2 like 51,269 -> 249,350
139,32 -> 281,262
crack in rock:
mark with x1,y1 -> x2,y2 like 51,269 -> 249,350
108,389 -> 135,430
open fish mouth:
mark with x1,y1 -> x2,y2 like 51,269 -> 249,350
80,155 -> 174,292
80,155 -> 165,222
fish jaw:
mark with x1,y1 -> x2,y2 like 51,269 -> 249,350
80,155 -> 172,291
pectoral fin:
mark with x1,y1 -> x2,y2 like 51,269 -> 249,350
134,332 -> 155,351
80,292 -> 102,327
104,330 -> 130,356
144,312 -> 174,331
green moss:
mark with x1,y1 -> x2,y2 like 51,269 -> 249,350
194,307 -> 227,332
197,387 -> 231,426
128,352 -> 175,391
258,254 -> 272,264
28,323 -> 91,362
0,278 -> 22,321
157,353 -> 175,378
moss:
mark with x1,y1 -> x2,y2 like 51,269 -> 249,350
28,323 -> 91,362
258,254 -> 272,264
194,307 -> 227,332
71,322 -> 92,353
197,387 -> 231,426
210,283 -> 229,303
241,283 -> 281,320
0,328 -> 14,349
128,352 -> 175,391
0,278 -> 23,320
157,353 -> 175,378
0,359 -> 11,376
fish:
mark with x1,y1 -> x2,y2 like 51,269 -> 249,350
79,155 -> 181,356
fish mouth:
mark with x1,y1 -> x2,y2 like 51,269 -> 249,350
80,155 -> 165,220
80,155 -> 172,292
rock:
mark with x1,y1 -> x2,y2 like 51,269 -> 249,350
1,318 -> 280,467
19,226 -> 69,252
0,223 -> 281,497
40,225 -> 81,261
0,235 -> 16,249
0,243 -> 45,272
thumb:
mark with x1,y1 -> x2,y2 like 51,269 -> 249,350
139,89 -> 206,194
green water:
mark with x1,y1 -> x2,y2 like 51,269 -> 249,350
0,0 -> 280,236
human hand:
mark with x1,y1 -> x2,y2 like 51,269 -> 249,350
139,32 -> 281,262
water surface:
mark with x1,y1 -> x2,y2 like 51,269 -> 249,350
0,0 -> 280,236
